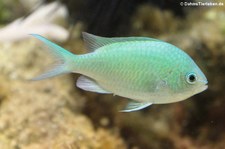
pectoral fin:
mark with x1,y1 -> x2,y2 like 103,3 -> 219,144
120,101 -> 152,112
76,75 -> 112,94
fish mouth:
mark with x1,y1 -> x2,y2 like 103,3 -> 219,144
202,84 -> 208,91
200,80 -> 208,91
195,84 -> 208,95
197,79 -> 208,92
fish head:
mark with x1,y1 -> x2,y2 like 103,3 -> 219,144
182,62 -> 208,96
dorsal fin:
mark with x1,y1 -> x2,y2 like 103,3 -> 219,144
82,32 -> 162,52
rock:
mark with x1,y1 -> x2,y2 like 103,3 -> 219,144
0,36 -> 126,149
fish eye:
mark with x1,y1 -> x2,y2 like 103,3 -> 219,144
186,73 -> 197,84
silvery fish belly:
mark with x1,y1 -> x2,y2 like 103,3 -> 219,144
31,32 -> 208,112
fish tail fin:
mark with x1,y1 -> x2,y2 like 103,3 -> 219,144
30,34 -> 76,80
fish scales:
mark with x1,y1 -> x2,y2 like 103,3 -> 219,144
30,33 -> 208,112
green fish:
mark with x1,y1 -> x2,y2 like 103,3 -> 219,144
31,32 -> 208,112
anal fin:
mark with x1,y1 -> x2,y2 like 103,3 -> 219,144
76,75 -> 111,94
120,101 -> 152,112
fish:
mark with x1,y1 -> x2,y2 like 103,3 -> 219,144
31,32 -> 208,112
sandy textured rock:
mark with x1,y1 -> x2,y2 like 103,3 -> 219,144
0,36 -> 126,149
